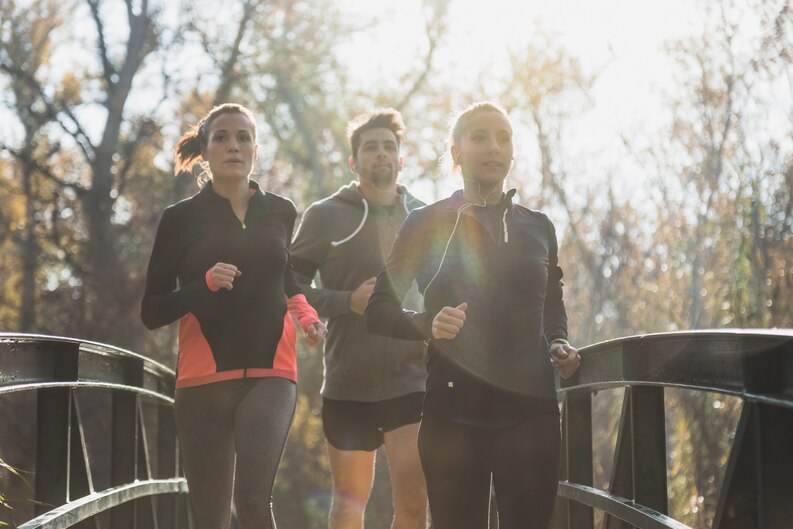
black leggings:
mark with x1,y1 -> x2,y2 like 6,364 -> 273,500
418,414 -> 561,529
174,377 -> 296,529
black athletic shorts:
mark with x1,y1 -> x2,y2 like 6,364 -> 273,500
322,392 -> 425,451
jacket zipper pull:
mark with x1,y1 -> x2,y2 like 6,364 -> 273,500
502,209 -> 509,243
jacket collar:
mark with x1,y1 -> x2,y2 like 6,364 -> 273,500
196,179 -> 263,204
444,188 -> 517,211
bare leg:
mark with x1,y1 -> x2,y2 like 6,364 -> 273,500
384,422 -> 427,529
327,444 -> 376,529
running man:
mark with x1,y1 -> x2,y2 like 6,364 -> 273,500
291,109 -> 428,529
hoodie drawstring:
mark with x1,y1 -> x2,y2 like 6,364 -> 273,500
331,198 -> 369,247
330,189 -> 412,247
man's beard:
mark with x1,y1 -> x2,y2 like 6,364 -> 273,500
366,169 -> 396,189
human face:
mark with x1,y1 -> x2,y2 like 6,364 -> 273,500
452,110 -> 513,189
350,127 -> 403,191
202,112 -> 258,182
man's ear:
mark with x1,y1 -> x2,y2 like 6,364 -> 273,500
398,156 -> 404,170
450,145 -> 460,165
349,155 -> 357,172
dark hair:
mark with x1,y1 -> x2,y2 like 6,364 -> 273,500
347,108 -> 405,160
173,103 -> 257,179
442,101 -> 510,175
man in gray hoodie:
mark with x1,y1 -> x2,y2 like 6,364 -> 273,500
291,109 -> 427,529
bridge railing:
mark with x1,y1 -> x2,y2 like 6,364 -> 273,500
4,330 -> 792,529
0,333 -> 191,529
554,329 -> 793,529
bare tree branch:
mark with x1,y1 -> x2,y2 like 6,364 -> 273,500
395,2 -> 449,110
86,0 -> 115,83
0,142 -> 89,196
213,0 -> 257,105
48,193 -> 85,276
0,61 -> 96,160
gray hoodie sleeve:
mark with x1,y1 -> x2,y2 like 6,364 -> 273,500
291,203 -> 352,318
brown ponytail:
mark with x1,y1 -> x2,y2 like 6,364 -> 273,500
174,120 -> 207,174
173,103 -> 258,178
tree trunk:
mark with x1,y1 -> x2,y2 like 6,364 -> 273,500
18,144 -> 38,331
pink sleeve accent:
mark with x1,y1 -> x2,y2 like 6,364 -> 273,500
286,293 -> 321,332
205,268 -> 221,292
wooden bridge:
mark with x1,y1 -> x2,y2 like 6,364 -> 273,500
1,330 -> 791,528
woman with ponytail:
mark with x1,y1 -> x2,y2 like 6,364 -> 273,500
365,101 -> 580,528
141,103 -> 326,529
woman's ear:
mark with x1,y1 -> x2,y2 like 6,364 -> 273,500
451,145 -> 460,165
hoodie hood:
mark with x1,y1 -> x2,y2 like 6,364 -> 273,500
330,181 -> 420,247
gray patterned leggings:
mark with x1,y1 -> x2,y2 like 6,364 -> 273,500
174,377 -> 296,529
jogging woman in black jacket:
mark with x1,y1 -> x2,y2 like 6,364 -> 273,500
365,101 -> 580,529
141,103 -> 326,529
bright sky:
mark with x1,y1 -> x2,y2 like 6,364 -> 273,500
334,0 -> 704,202
341,0 -> 700,110
339,0 -> 696,84
3,0 -> 786,207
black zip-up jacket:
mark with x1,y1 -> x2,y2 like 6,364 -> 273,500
141,181 -> 306,388
365,189 -> 567,413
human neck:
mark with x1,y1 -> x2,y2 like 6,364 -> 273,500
211,178 -> 252,221
462,181 -> 502,205
358,180 -> 399,206
212,177 -> 250,200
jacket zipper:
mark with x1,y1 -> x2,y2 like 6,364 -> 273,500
499,208 -> 509,245
459,206 -> 509,246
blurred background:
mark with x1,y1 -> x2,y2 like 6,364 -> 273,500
0,0 -> 791,527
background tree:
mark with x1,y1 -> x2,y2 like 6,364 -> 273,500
0,0 -> 69,332
1,0 -> 792,527
0,0 -> 163,349
641,2 -> 792,526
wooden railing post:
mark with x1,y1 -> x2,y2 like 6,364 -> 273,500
34,387 -> 71,515
562,389 -> 593,529
111,355 -> 144,529
156,406 -> 180,529
34,342 -> 80,516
